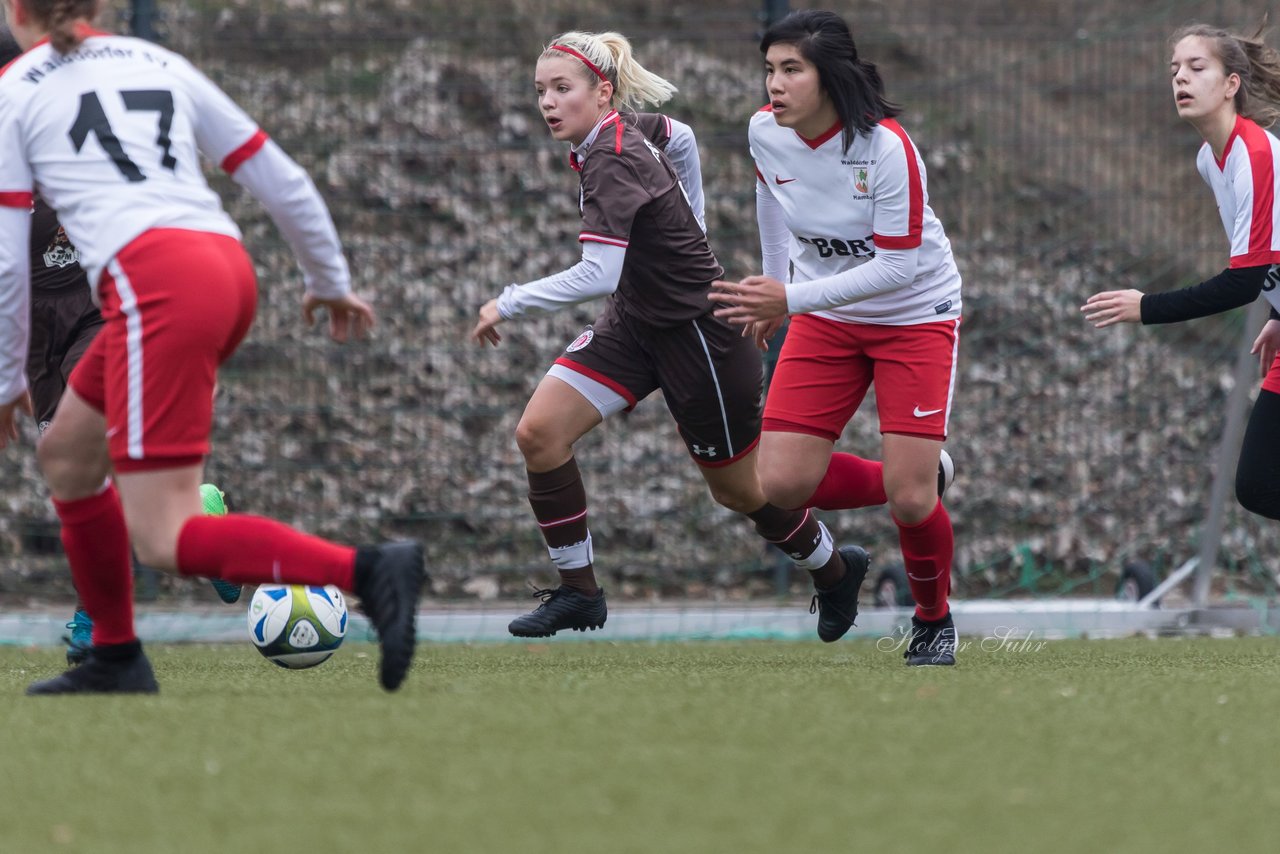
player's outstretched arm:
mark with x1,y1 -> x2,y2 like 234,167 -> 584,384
303,292 -> 375,343
709,275 -> 789,325
1081,289 -> 1144,328
0,205 -> 33,444
471,299 -> 504,347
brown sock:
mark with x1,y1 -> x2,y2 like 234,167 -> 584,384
558,567 -> 599,595
745,503 -> 843,588
528,458 -> 598,594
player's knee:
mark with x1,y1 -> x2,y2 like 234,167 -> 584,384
706,481 -> 759,514
127,525 -> 180,573
36,433 -> 106,498
759,475 -> 812,511
1236,473 -> 1280,521
515,416 -> 566,468
887,484 -> 936,526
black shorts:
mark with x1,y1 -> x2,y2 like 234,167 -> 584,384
26,286 -> 104,428
553,302 -> 763,466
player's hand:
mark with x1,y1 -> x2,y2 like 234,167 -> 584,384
303,292 -> 376,343
1081,289 -> 1144,328
0,390 -> 32,450
471,299 -> 504,347
747,317 -> 785,352
1252,318 -> 1280,377
709,276 -> 789,326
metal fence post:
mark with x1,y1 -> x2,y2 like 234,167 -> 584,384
761,0 -> 790,27
1191,298 -> 1271,607
130,0 -> 158,42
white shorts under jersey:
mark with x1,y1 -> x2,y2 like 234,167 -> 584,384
1197,114 -> 1280,314
749,107 -> 962,326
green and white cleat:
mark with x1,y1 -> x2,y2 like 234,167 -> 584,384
201,483 -> 243,604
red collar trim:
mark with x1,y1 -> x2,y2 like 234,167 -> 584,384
1214,115 -> 1245,171
796,119 -> 843,150
568,111 -> 621,171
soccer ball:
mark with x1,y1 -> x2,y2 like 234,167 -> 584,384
247,584 -> 348,669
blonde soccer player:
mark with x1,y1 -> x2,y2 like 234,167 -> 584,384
472,30 -> 871,640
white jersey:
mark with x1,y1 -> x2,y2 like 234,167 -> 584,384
1196,114 -> 1280,313
0,31 -> 351,402
749,107 -> 962,325
0,32 -> 255,284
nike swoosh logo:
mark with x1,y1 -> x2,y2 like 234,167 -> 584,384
774,175 -> 797,185
913,407 -> 943,418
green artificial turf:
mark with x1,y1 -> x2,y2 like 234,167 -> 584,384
2,638 -> 1278,854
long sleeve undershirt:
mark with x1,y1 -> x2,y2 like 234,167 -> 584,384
664,118 -> 706,230
1140,264 -> 1271,324
756,179 -> 790,282
0,205 -> 32,404
785,245 -> 920,315
496,240 -> 627,319
230,139 -> 352,299
755,176 -> 921,314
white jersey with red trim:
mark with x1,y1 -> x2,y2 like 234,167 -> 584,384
749,108 -> 961,325
0,33 -> 261,285
1197,115 -> 1280,313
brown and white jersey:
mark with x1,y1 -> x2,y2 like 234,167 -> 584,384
576,111 -> 723,327
31,199 -> 89,292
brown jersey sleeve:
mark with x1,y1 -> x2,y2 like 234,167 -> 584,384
625,112 -> 673,151
578,151 -> 654,248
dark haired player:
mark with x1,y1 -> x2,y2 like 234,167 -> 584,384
710,10 -> 963,665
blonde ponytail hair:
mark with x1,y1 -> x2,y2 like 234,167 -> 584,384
542,31 -> 677,112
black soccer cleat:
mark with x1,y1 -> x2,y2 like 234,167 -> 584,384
508,586 -> 607,638
354,541 -> 426,692
809,545 -> 871,643
904,612 -> 958,666
27,644 -> 159,695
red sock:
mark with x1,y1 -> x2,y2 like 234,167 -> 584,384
177,514 -> 356,590
807,453 -> 887,510
895,501 -> 954,621
53,484 -> 136,646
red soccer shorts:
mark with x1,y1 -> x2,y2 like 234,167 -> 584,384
70,229 -> 257,471
763,313 -> 959,441
1264,350 -> 1280,396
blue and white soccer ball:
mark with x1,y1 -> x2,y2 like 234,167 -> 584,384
247,584 -> 348,669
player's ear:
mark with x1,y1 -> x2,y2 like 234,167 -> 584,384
1225,72 -> 1241,101
597,80 -> 614,108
